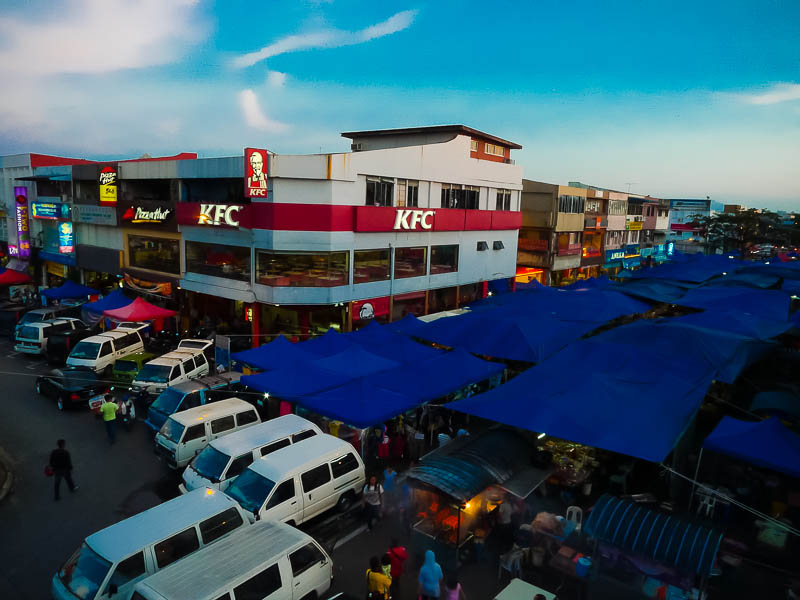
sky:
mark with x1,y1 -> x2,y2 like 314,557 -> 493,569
0,0 -> 798,210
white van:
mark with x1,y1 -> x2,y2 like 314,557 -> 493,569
130,521 -> 332,600
179,414 -> 322,495
225,434 -> 365,525
51,487 -> 249,600
14,317 -> 86,355
155,398 -> 261,469
67,324 -> 147,375
132,348 -> 209,395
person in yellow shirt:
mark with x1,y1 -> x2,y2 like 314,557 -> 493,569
99,395 -> 119,445
366,555 -> 392,599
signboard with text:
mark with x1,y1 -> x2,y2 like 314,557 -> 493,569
58,222 -> 74,254
119,198 -> 176,231
32,202 -> 71,220
73,204 -> 117,226
177,203 -> 250,228
13,186 -> 31,258
99,166 -> 118,205
244,148 -> 268,198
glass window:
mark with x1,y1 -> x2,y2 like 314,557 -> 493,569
291,429 -> 317,443
470,139 -> 479,152
107,552 -> 146,590
495,189 -> 512,211
407,181 -> 419,207
430,245 -> 458,275
160,419 -> 186,444
226,471 -> 275,514
289,543 -> 326,577
265,479 -> 296,509
236,410 -> 258,427
200,507 -> 244,544
233,564 -> 281,600
211,415 -> 235,434
331,453 -> 359,479
256,251 -> 349,288
441,184 -> 478,209
135,364 -> 172,383
394,247 -> 426,279
183,424 -> 205,442
226,453 -> 254,479
261,438 -> 291,456
191,445 -> 230,482
128,235 -> 180,275
301,464 -> 331,492
155,527 -> 199,569
58,543 -> 111,600
354,249 -> 390,284
185,242 -> 251,282
365,177 -> 394,206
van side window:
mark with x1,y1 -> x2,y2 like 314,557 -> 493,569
331,453 -> 360,478
265,479 -> 295,509
99,342 -> 112,357
226,453 -> 253,478
199,507 -> 244,545
182,358 -> 194,374
291,429 -> 317,443
260,438 -> 291,457
301,464 -> 331,493
154,526 -> 200,569
106,551 -> 146,590
289,542 -> 326,577
184,424 -> 205,442
211,415 -> 235,434
182,391 -> 201,410
236,410 -> 258,427
233,563 -> 281,599
168,366 -> 178,381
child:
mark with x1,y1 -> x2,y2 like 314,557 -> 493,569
444,572 -> 467,600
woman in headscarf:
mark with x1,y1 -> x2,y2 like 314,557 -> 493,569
417,549 -> 444,599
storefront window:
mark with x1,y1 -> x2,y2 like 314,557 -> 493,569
428,286 -> 458,313
394,247 -> 427,279
458,282 -> 482,305
353,249 -> 390,284
186,242 -> 251,282
430,245 -> 458,275
392,292 -> 426,321
128,235 -> 179,275
256,251 -> 349,287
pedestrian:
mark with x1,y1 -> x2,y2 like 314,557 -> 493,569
49,439 -> 77,501
417,549 -> 444,600
366,555 -> 392,599
99,394 -> 119,445
381,554 -> 392,579
387,538 -> 408,595
363,475 -> 384,531
443,572 -> 467,600
383,465 -> 397,514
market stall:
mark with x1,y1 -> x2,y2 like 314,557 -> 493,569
103,296 -> 178,332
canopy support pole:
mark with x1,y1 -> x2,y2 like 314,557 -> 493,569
689,448 -> 703,511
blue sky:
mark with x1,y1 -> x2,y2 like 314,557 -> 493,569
0,0 -> 798,209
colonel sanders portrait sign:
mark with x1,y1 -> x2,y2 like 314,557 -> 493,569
244,148 -> 268,198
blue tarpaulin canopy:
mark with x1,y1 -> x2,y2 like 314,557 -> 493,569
232,336 -> 314,371
313,345 -> 400,377
703,416 -> 800,478
610,279 -> 691,303
301,329 -> 354,357
241,363 -> 353,398
584,495 -> 723,577
629,254 -> 737,283
676,287 -> 791,321
81,289 -> 132,315
346,321 -> 444,363
668,310 -> 794,340
43,279 -> 100,299
385,314 -> 429,336
750,390 -> 800,422
702,272 -> 781,289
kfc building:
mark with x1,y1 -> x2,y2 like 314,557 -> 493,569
174,125 -> 523,343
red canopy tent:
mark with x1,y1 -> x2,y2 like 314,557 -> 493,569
0,269 -> 33,285
103,297 -> 177,331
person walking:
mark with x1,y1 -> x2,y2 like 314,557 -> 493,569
383,465 -> 397,514
443,573 -> 467,600
417,549 -> 444,600
387,538 -> 408,596
366,555 -> 392,599
363,475 -> 384,531
99,394 -> 119,445
49,439 -> 77,501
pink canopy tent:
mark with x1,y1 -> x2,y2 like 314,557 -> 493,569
103,297 -> 177,331
0,269 -> 32,285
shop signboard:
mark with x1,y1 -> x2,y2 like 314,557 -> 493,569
244,148 -> 268,198
73,204 -> 117,226
605,249 -> 625,262
667,242 -> 675,256
123,273 -> 173,296
59,222 -> 74,254
640,247 -> 653,257
625,244 -> 640,257
119,198 -> 176,231
393,209 -> 434,231
13,186 -> 31,259
177,203 -> 250,228
31,201 -> 71,220
99,166 -> 118,205
626,220 -> 643,231
351,296 -> 390,322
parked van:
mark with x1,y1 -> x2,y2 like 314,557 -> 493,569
51,487 -> 249,600
14,317 -> 87,355
180,415 -> 322,494
113,352 -> 157,385
46,327 -> 95,365
66,324 -> 147,375
130,521 -> 332,600
225,434 -> 365,525
155,398 -> 261,469
132,349 -> 209,395
15,305 -> 80,335
145,372 -> 242,433
176,338 -> 214,364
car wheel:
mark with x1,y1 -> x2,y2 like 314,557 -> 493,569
57,397 -> 65,411
337,491 -> 354,512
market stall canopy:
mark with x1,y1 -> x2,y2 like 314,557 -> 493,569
750,390 -> 800,422
241,363 -> 352,398
701,271 -> 781,289
609,279 -> 692,304
232,336 -> 315,372
102,297 -> 177,321
584,495 -> 723,578
43,279 -> 100,300
703,416 -> 800,478
385,314 -> 429,336
561,276 -> 612,290
675,287 -> 791,321
668,310 -> 795,340
407,429 -> 530,502
300,328 -> 355,357
82,289 -> 133,315
627,254 -> 738,284
346,321 -> 444,363
313,345 -> 400,377
0,269 -> 32,286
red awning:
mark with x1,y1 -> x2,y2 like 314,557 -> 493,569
103,296 -> 177,321
0,269 -> 32,286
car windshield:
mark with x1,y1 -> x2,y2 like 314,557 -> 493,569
114,360 -> 138,372
135,364 -> 172,383
70,341 -> 100,360
18,325 -> 39,340
225,470 -> 275,515
18,312 -> 45,326
150,387 -> 185,414
160,418 -> 185,444
179,340 -> 208,349
63,370 -> 99,390
59,542 -> 111,600
191,445 -> 231,482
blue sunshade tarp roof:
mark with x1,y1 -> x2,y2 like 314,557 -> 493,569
630,254 -> 738,283
449,340 -> 713,462
241,363 -> 353,398
584,494 -> 723,577
703,416 -> 800,478
609,279 -> 690,303
43,279 -> 100,299
750,390 -> 800,421
676,287 -> 791,320
232,336 -> 314,371
312,345 -> 400,377
82,289 -> 133,314
347,321 -> 444,363
702,272 -> 781,289
668,310 -> 794,340
386,314 -> 429,336
300,328 -> 354,357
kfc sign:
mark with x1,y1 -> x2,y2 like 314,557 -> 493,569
393,209 -> 434,231
198,204 -> 243,227
244,148 -> 268,198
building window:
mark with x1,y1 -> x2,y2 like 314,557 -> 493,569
394,247 -> 427,279
128,235 -> 180,275
558,195 -> 585,214
484,143 -> 505,157
430,245 -> 458,274
627,203 -> 643,216
441,184 -> 478,209
365,177 -> 394,206
627,230 -> 641,244
585,199 -> 602,213
397,180 -> 419,208
256,251 -> 349,287
353,249 -> 390,283
495,189 -> 512,211
186,242 -> 251,281
458,282 -> 482,305
470,139 -> 479,152
608,200 -> 627,215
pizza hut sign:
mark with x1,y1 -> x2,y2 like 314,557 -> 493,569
393,209 -> 434,230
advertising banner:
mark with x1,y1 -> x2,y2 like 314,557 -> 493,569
123,273 -> 173,296
59,222 -> 74,254
119,198 -> 176,231
13,186 -> 31,258
244,148 -> 268,198
32,202 -> 71,220
99,166 -> 118,205
73,204 -> 117,226
351,297 -> 390,321
177,202 -> 251,228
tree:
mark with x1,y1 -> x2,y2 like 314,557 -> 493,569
692,209 -> 791,255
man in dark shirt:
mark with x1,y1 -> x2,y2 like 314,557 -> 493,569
50,439 -> 77,501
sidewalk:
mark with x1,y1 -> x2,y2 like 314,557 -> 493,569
0,446 -> 14,502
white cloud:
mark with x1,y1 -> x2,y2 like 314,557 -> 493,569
736,83 -> 800,105
232,9 -> 417,69
266,70 -> 288,88
238,89 -> 289,132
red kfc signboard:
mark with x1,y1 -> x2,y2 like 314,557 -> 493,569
244,148 -> 268,198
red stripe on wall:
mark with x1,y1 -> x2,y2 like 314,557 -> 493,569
491,211 -> 522,230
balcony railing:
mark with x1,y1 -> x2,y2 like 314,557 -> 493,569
518,239 -> 549,252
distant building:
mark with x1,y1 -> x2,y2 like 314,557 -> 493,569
723,204 -> 742,214
666,197 -> 712,254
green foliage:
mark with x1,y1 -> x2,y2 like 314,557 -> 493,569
691,209 -> 795,254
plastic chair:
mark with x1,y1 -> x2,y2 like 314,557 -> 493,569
566,505 -> 583,533
497,548 -> 524,581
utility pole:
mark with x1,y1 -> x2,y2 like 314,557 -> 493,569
625,182 -> 639,193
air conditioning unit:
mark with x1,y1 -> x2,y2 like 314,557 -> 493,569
351,143 -> 363,151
